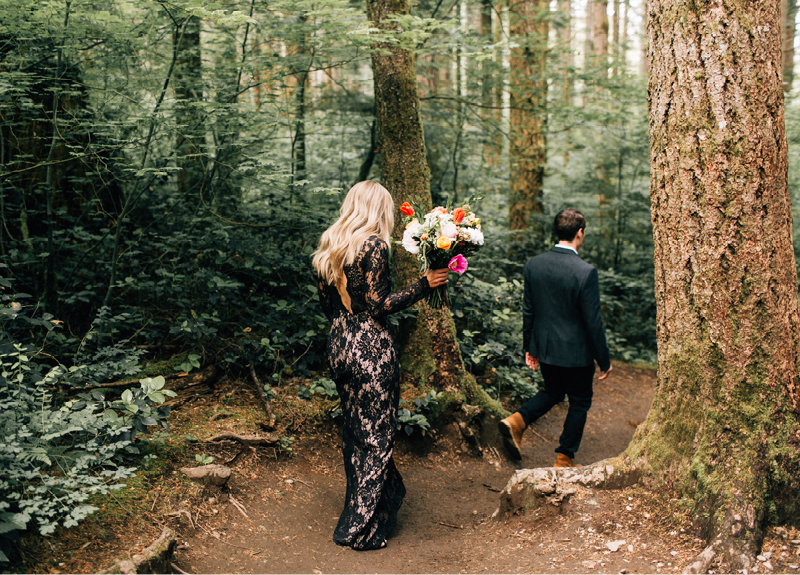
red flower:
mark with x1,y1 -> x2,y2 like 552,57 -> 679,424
400,202 -> 415,217
452,207 -> 466,224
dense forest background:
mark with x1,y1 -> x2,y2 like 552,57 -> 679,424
1,0 -> 799,550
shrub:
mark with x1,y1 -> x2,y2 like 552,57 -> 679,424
0,272 -> 175,562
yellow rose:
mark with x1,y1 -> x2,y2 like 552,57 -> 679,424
436,236 -> 452,250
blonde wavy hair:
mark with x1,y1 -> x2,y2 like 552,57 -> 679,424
312,180 -> 395,286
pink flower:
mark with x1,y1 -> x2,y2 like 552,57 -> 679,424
448,254 -> 468,274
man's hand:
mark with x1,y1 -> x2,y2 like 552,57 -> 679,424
525,352 -> 539,371
598,365 -> 613,380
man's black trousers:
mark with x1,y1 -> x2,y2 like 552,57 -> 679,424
517,362 -> 595,459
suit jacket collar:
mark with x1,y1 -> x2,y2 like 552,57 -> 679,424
552,245 -> 578,255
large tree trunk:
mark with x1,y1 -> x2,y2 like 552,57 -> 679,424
782,0 -> 797,92
621,0 -> 628,69
557,0 -> 572,105
291,14 -> 311,187
366,0 -> 503,422
627,0 -> 800,570
584,0 -> 594,71
611,0 -> 619,76
173,15 -> 205,198
592,0 -> 608,60
507,0 -> 548,248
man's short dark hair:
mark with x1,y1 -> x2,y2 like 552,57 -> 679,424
553,209 -> 586,242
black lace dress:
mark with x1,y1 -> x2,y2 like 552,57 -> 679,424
318,236 -> 432,550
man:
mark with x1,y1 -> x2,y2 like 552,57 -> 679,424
499,208 -> 612,467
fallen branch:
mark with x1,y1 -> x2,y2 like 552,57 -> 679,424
170,562 -> 191,575
229,495 -> 249,519
437,522 -> 463,530
150,489 -> 161,512
250,365 -> 276,428
224,446 -> 254,466
527,427 -> 552,443
204,432 -> 279,446
167,509 -> 195,529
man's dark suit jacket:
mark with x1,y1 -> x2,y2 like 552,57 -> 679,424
522,246 -> 611,372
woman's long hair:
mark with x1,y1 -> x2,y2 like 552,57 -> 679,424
312,180 -> 395,286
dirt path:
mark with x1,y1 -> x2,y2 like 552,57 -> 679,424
166,363 -> 725,574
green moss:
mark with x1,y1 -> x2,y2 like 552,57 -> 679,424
399,333 -> 437,385
133,359 -> 181,379
429,390 -> 463,420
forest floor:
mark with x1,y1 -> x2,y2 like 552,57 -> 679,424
11,362 -> 800,574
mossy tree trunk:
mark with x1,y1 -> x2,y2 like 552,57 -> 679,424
366,0 -> 503,421
626,0 -> 800,569
173,15 -> 205,198
508,0 -> 548,250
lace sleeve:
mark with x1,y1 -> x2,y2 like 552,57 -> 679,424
362,237 -> 431,318
318,277 -> 334,321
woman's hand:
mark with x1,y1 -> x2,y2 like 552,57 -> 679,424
425,268 -> 449,288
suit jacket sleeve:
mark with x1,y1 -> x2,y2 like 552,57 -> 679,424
580,267 -> 611,372
522,263 -> 535,355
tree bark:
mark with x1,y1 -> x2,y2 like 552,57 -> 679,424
782,0 -> 797,92
611,0 -> 619,76
366,0 -> 503,421
507,0 -> 548,247
621,0 -> 628,69
629,0 -> 800,569
584,0 -> 594,71
292,14 -> 311,186
592,0 -> 608,60
173,15 -> 205,198
557,0 -> 572,105
43,0 -> 71,314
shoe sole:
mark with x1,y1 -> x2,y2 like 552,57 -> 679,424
498,420 -> 522,460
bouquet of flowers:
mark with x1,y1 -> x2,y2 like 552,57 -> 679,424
399,200 -> 484,309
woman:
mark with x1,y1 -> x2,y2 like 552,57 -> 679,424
312,180 -> 448,550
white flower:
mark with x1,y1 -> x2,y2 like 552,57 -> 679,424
424,212 -> 442,227
440,222 -> 458,239
402,223 -> 421,254
465,227 -> 484,246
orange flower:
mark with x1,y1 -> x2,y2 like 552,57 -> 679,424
400,202 -> 415,216
434,206 -> 448,214
436,236 -> 452,250
452,207 -> 466,224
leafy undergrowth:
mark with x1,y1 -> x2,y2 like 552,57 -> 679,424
5,370 -> 800,575
5,375 -> 326,574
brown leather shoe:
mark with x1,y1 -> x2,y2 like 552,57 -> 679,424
498,412 -> 526,459
553,453 -> 575,467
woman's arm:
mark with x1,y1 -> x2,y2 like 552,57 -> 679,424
362,237 -> 439,318
318,277 -> 335,321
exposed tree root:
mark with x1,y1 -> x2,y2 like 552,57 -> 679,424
498,458 -> 774,573
204,432 -> 279,446
104,527 -> 176,574
683,545 -> 716,574
498,457 -> 639,518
